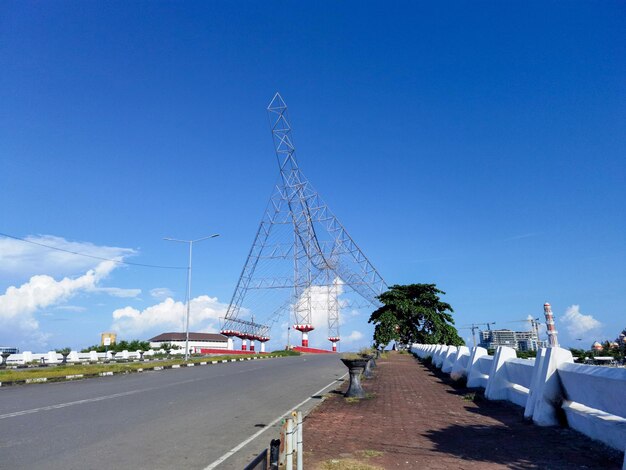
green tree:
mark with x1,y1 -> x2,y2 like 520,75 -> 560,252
369,284 -> 464,348
370,310 -> 400,350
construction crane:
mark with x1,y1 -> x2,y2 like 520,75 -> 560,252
505,317 -> 542,339
459,322 -> 496,347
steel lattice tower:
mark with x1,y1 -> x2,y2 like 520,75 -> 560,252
221,93 -> 386,350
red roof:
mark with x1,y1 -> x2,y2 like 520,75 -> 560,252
149,332 -> 227,342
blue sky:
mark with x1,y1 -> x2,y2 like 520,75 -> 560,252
1,1 -> 624,352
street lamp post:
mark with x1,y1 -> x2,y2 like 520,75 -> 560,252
164,234 -> 220,361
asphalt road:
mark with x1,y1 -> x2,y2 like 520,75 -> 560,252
0,355 -> 346,469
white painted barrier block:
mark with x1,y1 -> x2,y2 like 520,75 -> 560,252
22,351 -> 32,364
434,345 -> 448,368
121,350 -> 129,360
442,346 -> 458,373
431,345 -> 441,365
68,351 -> 79,362
47,351 -> 59,364
450,346 -> 471,381
89,350 -> 98,361
504,358 -> 535,407
526,347 -> 573,427
524,348 -> 547,420
485,346 -> 517,401
557,361 -> 626,451
466,347 -> 489,388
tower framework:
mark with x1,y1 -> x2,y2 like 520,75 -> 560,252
222,93 -> 386,349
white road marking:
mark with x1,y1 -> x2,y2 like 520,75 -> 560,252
0,389 -> 147,420
202,373 -> 348,470
0,364 -> 266,420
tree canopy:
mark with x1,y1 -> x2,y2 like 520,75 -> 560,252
368,284 -> 464,349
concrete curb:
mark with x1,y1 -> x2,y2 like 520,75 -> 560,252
0,354 -> 281,387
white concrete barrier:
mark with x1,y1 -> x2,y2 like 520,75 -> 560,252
47,351 -> 59,364
434,345 -> 448,368
441,346 -> 458,373
485,346 -> 518,401
502,358 -> 535,407
450,346 -> 471,381
525,347 -> 573,427
22,351 -> 33,364
557,361 -> 626,452
412,342 -> 626,457
467,350 -> 492,388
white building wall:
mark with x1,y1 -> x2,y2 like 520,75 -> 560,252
149,340 -> 228,351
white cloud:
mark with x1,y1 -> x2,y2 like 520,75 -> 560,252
0,235 -> 139,348
91,287 -> 141,298
294,278 -> 346,330
0,235 -> 135,281
110,295 -> 229,337
54,305 -> 87,312
561,305 -> 602,338
0,260 -> 117,335
343,330 -> 364,343
150,287 -> 174,300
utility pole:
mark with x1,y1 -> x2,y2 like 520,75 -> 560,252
164,233 -> 220,361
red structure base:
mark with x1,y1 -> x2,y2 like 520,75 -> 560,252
198,348 -> 262,355
292,346 -> 335,354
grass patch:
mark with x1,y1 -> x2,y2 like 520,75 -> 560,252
0,353 -> 283,383
271,349 -> 301,357
318,459 -> 383,470
344,392 -> 376,404
462,392 -> 475,401
355,450 -> 384,459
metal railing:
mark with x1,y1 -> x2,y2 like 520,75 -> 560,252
244,411 -> 303,470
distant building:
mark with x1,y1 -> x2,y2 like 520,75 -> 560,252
479,329 -> 546,351
592,341 -> 603,351
149,332 -> 229,353
0,347 -> 19,354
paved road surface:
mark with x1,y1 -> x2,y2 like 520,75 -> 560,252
0,355 -> 345,469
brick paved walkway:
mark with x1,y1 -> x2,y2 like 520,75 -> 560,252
303,352 -> 622,470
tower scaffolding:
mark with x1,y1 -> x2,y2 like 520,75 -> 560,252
222,93 -> 386,350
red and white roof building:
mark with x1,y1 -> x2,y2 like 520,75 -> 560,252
149,332 -> 230,353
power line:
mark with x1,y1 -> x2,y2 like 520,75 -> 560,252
0,232 -> 187,270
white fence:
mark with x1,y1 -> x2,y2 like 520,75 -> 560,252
2,348 -> 184,366
411,343 -> 626,464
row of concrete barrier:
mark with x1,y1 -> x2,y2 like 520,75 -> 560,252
3,348 -> 196,365
411,343 -> 626,463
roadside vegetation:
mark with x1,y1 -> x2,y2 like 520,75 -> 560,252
80,339 -> 152,353
0,350 -> 300,383
369,283 -> 464,349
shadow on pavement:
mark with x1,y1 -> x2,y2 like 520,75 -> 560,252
415,359 -> 623,469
